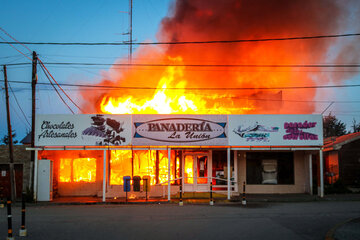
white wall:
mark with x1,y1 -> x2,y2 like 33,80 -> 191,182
236,151 -> 310,194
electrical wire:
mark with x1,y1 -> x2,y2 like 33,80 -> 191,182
8,82 -> 31,128
0,27 -> 32,53
38,58 -> 83,113
1,33 -> 360,46
0,35 -> 31,61
1,79 -> 360,91
39,62 -> 75,114
4,62 -> 360,68
9,101 -> 30,132
4,85 -> 360,104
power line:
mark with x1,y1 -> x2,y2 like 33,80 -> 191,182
1,79 -> 360,91
0,35 -> 31,61
38,59 -> 84,113
39,62 -> 75,114
0,33 -> 360,46
8,82 -> 31,128
0,27 -> 32,53
3,62 -> 360,69
4,85 -> 360,103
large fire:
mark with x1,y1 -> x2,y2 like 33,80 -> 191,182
109,150 -> 176,185
60,0 -> 360,193
80,0 -> 359,116
59,158 -> 97,183
99,57 -> 255,115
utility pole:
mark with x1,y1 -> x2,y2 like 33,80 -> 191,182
3,65 -> 16,201
30,51 -> 37,191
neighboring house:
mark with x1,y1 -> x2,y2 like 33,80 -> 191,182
323,132 -> 360,186
0,145 -> 32,199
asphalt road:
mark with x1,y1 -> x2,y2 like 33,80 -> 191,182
1,201 -> 360,240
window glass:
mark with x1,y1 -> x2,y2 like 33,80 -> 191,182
59,158 -> 72,183
73,158 -> 96,182
110,150 -> 174,186
59,158 -> 96,183
110,150 -> 132,185
184,155 -> 194,184
133,150 -> 156,185
212,150 -> 234,185
246,152 -> 294,185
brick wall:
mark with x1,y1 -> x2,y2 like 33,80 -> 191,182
0,145 -> 32,190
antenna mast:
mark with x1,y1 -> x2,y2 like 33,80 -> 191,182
129,0 -> 133,63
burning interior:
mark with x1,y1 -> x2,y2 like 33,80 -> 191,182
38,148 -> 236,197
33,0 -> 359,200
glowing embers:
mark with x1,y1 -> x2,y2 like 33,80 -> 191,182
110,150 -> 132,185
99,61 -> 209,115
59,158 -> 96,183
184,155 -> 194,184
109,150 -> 173,185
133,150 -> 156,185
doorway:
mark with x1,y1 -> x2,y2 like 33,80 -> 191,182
183,151 -> 210,192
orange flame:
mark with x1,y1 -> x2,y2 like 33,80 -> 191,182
59,158 -> 96,183
110,149 -> 174,185
100,57 -> 255,114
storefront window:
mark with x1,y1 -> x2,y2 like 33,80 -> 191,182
212,150 -> 234,186
133,150 -> 156,185
59,158 -> 96,183
246,152 -> 294,185
184,155 -> 194,184
110,150 -> 132,185
110,150 -> 175,186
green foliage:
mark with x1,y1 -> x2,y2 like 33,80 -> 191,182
1,130 -> 18,145
352,118 -> 360,133
323,113 -> 347,138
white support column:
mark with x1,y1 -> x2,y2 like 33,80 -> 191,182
227,148 -> 231,200
168,148 -> 171,201
33,150 -> 38,202
234,150 -> 238,193
102,150 -> 107,202
309,154 -> 313,195
319,150 -> 324,198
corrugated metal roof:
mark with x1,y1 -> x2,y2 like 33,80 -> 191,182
324,132 -> 360,151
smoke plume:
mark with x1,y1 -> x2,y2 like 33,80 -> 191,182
81,0 -> 360,114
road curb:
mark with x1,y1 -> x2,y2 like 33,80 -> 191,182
325,218 -> 355,240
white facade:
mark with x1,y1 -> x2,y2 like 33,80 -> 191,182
31,114 -> 324,201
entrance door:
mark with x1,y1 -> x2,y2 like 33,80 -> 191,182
183,152 -> 210,192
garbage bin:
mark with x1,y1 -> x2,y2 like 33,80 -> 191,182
143,176 -> 151,192
123,176 -> 131,192
133,176 -> 141,192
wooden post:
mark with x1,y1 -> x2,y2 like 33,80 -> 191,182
31,51 -> 38,193
4,65 -> 16,201
7,199 -> 14,240
19,191 -> 27,236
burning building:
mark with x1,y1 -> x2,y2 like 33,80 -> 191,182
33,114 -> 323,201
30,0 -> 360,201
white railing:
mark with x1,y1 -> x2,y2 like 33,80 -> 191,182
156,176 -> 237,198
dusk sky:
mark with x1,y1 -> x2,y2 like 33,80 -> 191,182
1,0 -> 360,142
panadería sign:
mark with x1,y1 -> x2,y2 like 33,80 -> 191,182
35,114 -> 323,147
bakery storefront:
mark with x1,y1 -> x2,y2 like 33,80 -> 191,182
31,114 -> 324,201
